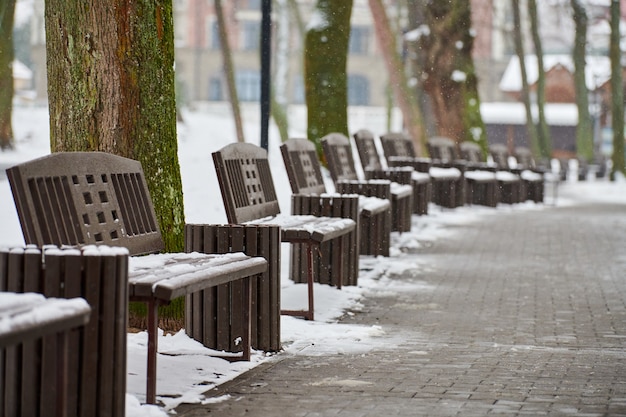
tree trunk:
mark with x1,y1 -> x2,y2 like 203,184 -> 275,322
304,0 -> 353,162
610,0 -> 625,179
45,0 -> 185,327
571,0 -> 594,163
412,1 -> 488,154
368,0 -> 425,155
0,0 -> 16,150
512,0 -> 540,156
528,0 -> 552,160
215,0 -> 245,143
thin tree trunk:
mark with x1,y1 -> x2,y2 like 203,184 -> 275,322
610,0 -> 625,179
45,0 -> 186,327
215,0 -> 245,143
368,0 -> 425,155
0,0 -> 16,150
304,0 -> 353,162
571,0 -> 594,163
511,0 -> 540,155
528,0 -> 552,160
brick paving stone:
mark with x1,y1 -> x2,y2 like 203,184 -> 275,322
175,194 -> 626,417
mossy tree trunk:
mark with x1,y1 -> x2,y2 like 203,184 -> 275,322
528,0 -> 552,160
0,0 -> 16,150
609,0 -> 625,180
369,0 -> 426,155
45,0 -> 185,327
414,1 -> 488,154
512,0 -> 540,156
304,0 -> 352,163
571,0 -> 594,163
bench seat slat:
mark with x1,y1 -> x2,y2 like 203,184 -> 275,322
244,214 -> 356,243
128,252 -> 267,300
0,292 -> 91,348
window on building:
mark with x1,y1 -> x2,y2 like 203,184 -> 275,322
247,0 -> 261,9
209,20 -> 220,50
236,70 -> 261,102
242,21 -> 261,51
349,26 -> 369,55
208,76 -> 223,101
348,74 -> 370,106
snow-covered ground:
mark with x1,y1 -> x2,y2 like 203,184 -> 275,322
1,105 -> 624,416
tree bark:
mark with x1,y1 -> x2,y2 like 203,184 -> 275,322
412,1 -> 488,154
571,0 -> 594,162
368,0 -> 425,155
304,0 -> 352,163
0,0 -> 16,150
215,0 -> 245,143
528,0 -> 552,160
610,0 -> 625,179
45,0 -> 185,327
511,0 -> 539,155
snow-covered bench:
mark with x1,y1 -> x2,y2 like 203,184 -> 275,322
379,132 -> 463,209
281,137 -> 391,259
213,142 -> 357,321
352,129 -> 432,216
0,291 -> 90,417
6,152 -> 268,405
321,132 -> 414,232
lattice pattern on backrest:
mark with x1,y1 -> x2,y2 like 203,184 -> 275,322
280,138 -> 326,195
428,137 -> 457,162
489,144 -> 510,169
380,132 -> 416,159
460,142 -> 483,163
321,133 -> 359,183
353,130 -> 383,171
514,147 -> 535,169
7,152 -> 164,255
213,143 -> 281,224
293,150 -> 325,191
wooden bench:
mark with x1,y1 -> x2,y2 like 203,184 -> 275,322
212,142 -> 357,321
513,146 -> 546,203
0,291 -> 91,417
379,132 -> 462,209
352,129 -> 431,216
321,133 -> 414,233
456,141 -> 500,207
281,137 -> 391,257
6,151 -> 268,405
488,143 -> 530,204
1,245 -> 127,417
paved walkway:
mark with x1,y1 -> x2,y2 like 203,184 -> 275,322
176,190 -> 626,416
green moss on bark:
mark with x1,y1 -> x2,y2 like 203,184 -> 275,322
304,0 -> 353,162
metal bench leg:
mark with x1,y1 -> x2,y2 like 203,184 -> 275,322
242,276 -> 251,361
306,243 -> 315,321
146,299 -> 159,404
281,242 -> 317,321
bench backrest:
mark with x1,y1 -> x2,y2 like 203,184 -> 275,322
379,132 -> 417,159
280,138 -> 327,195
212,142 -> 281,224
321,133 -> 360,183
514,146 -> 536,169
7,152 -> 164,255
427,136 -> 458,162
459,141 -> 484,163
353,129 -> 384,171
489,143 -> 511,170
